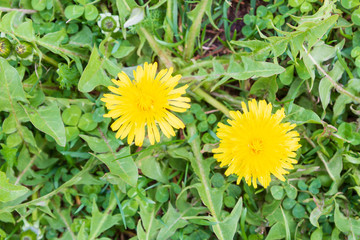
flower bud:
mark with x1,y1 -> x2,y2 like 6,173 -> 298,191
20,229 -> 37,240
101,17 -> 117,32
0,37 -> 12,58
98,13 -> 120,33
15,41 -> 33,58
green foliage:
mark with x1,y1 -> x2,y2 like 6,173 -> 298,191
0,171 -> 28,202
0,0 -> 360,239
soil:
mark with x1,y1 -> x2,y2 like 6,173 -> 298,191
194,0 -> 268,60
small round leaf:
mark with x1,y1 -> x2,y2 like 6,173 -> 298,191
341,0 -> 360,9
78,113 -> 97,132
256,6 -> 267,17
298,180 -> 308,190
289,0 -> 304,7
197,121 -> 209,132
122,199 -> 138,217
31,0 -> 46,11
292,203 -> 306,218
224,196 -> 236,208
65,127 -> 79,142
300,2 -> 312,13
270,185 -> 284,200
211,173 -> 225,188
283,197 -> 296,210
155,186 -> 169,203
85,5 -> 99,21
284,184 -> 298,199
65,5 -> 85,20
352,8 -> 360,25
62,105 -> 82,126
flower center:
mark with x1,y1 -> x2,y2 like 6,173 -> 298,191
16,44 -> 26,54
0,42 -> 5,53
101,16 -> 116,32
136,92 -> 155,111
249,138 -> 264,155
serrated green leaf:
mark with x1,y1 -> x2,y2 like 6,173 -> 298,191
285,104 -> 322,124
0,171 -> 28,202
80,134 -> 118,153
241,56 -> 285,78
89,200 -> 121,239
22,102 -> 66,147
14,19 -> 35,42
0,58 -> 27,112
78,47 -> 112,92
137,153 -> 168,183
334,202 -> 360,237
213,198 -> 243,240
319,61 -> 344,110
96,147 -> 138,187
157,204 -> 188,240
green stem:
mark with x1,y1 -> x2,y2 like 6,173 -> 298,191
336,50 -> 354,79
31,191 -> 38,222
41,54 -> 59,68
139,27 -> 173,68
302,132 -> 335,181
164,0 -> 174,43
100,3 -> 110,13
0,7 -> 37,13
192,87 -> 230,117
184,0 -> 211,60
0,157 -> 98,214
88,190 -> 119,240
187,123 -> 225,240
211,92 -> 243,108
303,45 -> 360,104
339,28 -> 352,40
54,0 -> 65,18
52,200 -> 76,240
240,208 -> 248,240
177,58 -> 229,75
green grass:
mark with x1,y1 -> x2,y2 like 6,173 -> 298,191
0,0 -> 360,239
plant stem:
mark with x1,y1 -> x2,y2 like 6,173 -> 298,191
192,87 -> 230,117
0,157 -> 98,214
177,58 -> 229,75
211,92 -> 243,108
88,190 -> 119,240
187,123 -> 225,240
302,132 -> 335,181
303,45 -> 360,104
164,0 -> 174,43
139,27 -> 173,68
54,0 -> 65,17
0,7 -> 37,13
184,0 -> 211,60
100,3 -> 110,13
41,54 -> 59,68
15,144 -> 45,185
336,50 -> 354,79
52,199 -> 76,240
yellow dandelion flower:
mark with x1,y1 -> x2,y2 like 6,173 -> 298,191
213,99 -> 301,188
101,62 -> 191,146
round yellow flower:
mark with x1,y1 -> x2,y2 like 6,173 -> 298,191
101,62 -> 190,146
213,99 -> 301,188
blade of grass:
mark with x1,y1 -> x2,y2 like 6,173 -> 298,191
184,0 -> 212,60
138,26 -> 174,68
110,184 -> 127,229
187,123 -> 226,240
